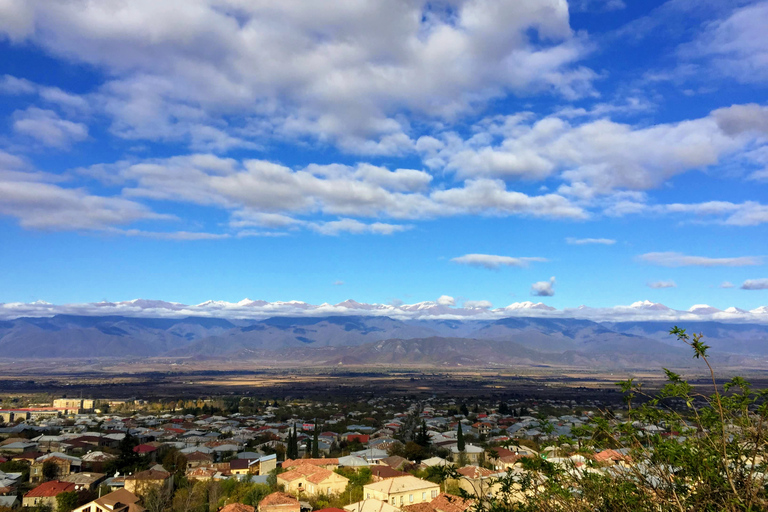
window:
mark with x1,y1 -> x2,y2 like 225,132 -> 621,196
400,496 -> 404,505
431,490 -> 438,498
391,498 -> 396,505
409,494 -> 414,503
367,494 -> 371,499
422,492 -> 426,501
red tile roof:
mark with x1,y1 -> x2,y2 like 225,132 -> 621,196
25,481 -> 77,498
259,492 -> 300,507
219,504 -> 255,512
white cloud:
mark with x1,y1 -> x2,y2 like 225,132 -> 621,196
0,0 -> 596,153
1,296 -> 767,324
333,281 -> 345,286
647,280 -> 677,289
720,281 -> 735,288
118,229 -> 231,241
451,254 -> 548,270
12,107 -> 88,148
638,252 -> 763,267
0,178 -> 168,230
680,2 -> 768,84
309,218 -> 410,236
742,278 -> 768,290
531,276 -> 556,297
437,295 -> 455,306
565,237 -> 616,245
0,74 -> 36,94
463,300 -> 493,309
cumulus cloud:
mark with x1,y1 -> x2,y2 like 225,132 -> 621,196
0,178 -> 169,230
0,0 -> 596,153
451,254 -> 548,270
531,276 -> 556,296
464,300 -> 493,309
437,295 -> 456,306
647,280 -> 677,289
742,279 -> 768,290
1,296 -> 767,324
638,252 -> 762,267
566,237 -> 616,245
12,107 -> 88,148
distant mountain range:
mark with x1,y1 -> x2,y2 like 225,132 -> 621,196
1,314 -> 767,368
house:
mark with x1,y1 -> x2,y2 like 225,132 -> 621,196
282,458 -> 338,470
22,481 -> 77,510
30,453 -> 82,483
219,504 -> 255,512
343,499 -> 400,512
123,469 -> 172,497
402,493 -> 473,512
453,466 -> 501,497
59,472 -> 106,492
70,488 -> 144,512
369,466 -> 408,482
276,463 -> 348,497
449,444 -> 483,464
185,451 -> 214,468
363,476 -> 440,508
258,492 -> 300,512
0,495 -> 20,509
81,451 -> 117,473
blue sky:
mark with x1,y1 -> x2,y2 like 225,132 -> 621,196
0,0 -> 767,318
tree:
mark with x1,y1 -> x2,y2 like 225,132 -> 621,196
456,422 -> 465,452
42,460 -> 59,481
416,420 -> 430,447
469,327 -> 768,512
312,421 -> 320,458
56,492 -> 79,512
460,403 -> 469,417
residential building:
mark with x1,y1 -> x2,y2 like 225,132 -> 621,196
276,463 -> 348,497
258,492 -> 300,512
22,481 -> 76,511
70,488 -> 144,512
363,476 -> 440,508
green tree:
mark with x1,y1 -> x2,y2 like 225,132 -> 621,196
42,460 -> 59,481
56,492 -> 79,512
470,327 -> 768,512
457,422 -> 465,452
416,420 -> 430,447
312,421 -> 320,458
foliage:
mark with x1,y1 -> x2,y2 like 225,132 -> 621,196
55,492 -> 79,512
457,422 -> 465,452
0,460 -> 29,482
468,327 -> 768,512
41,460 -> 59,481
312,421 -> 320,458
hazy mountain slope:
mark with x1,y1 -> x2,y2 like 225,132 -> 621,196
0,315 -> 236,357
605,321 -> 768,355
166,316 -> 441,356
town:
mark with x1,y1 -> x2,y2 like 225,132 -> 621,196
0,361 -> 759,512
0,392 -> 638,512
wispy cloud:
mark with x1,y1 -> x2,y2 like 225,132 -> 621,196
451,254 -> 548,270
647,280 -> 676,289
566,237 -> 616,245
638,252 -> 762,267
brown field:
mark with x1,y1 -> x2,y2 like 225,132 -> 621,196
1,357 -> 766,403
